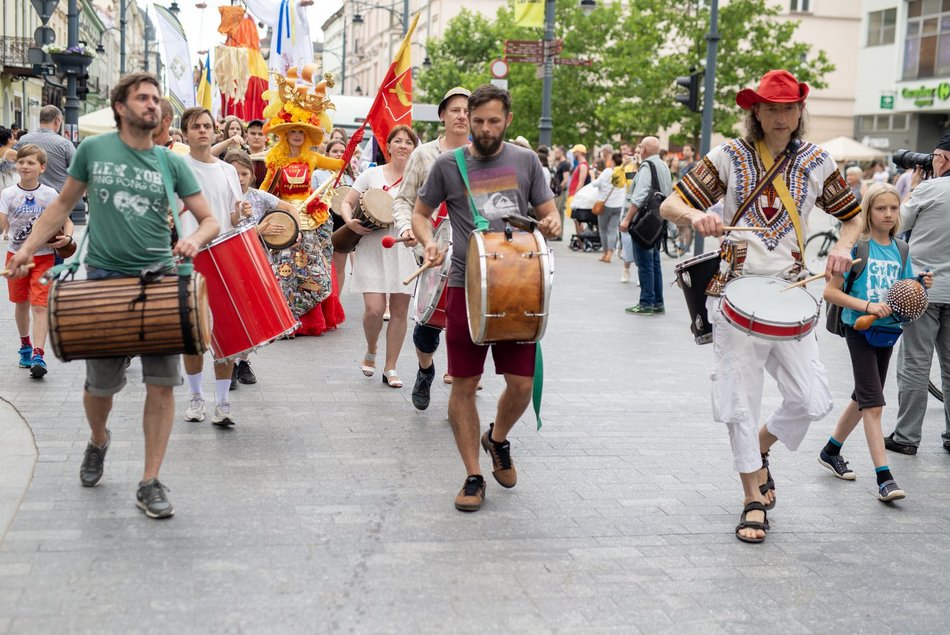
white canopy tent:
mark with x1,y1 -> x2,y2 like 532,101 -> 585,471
818,136 -> 887,162
78,107 -> 116,138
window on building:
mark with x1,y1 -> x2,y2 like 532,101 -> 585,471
903,0 -> 950,78
857,114 -> 911,132
868,8 -> 897,46
789,0 -> 810,12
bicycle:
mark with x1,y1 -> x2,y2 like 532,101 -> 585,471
804,221 -> 840,275
662,221 -> 692,258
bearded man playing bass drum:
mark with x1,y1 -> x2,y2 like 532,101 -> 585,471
660,70 -> 862,543
412,85 -> 560,513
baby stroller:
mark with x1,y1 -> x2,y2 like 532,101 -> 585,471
568,181 -> 603,252
569,207 -> 602,252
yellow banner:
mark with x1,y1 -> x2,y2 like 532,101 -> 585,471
514,0 -> 545,29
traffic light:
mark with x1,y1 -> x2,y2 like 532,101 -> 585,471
675,68 -> 702,113
77,72 -> 89,100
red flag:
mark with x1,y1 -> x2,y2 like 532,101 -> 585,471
364,13 -> 420,162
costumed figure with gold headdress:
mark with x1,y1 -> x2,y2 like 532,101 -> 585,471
260,65 -> 346,336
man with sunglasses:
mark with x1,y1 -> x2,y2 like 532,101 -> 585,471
886,134 -> 950,455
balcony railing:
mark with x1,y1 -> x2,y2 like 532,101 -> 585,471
1,36 -> 32,67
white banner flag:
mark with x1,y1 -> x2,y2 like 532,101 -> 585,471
153,4 -> 195,112
243,0 -> 314,77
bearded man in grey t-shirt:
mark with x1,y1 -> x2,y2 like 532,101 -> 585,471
412,84 -> 560,513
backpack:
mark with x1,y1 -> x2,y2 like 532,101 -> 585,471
628,160 -> 666,249
825,238 -> 909,336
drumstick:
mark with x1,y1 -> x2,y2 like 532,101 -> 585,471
780,259 -> 863,292
402,259 -> 437,286
0,263 -> 36,277
722,226 -> 767,231
381,235 -> 412,248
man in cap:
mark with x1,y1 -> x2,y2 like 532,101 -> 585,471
392,86 -> 471,410
660,69 -> 862,543
885,133 -> 950,456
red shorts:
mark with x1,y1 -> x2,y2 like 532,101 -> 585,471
6,252 -> 54,306
445,286 -> 536,378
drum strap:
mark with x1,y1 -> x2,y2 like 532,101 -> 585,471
453,148 -> 489,232
155,148 -> 193,277
533,343 -> 544,430
755,140 -> 807,263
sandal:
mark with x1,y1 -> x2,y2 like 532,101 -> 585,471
735,501 -> 769,544
360,353 -> 376,377
382,369 -> 402,388
759,453 -> 776,510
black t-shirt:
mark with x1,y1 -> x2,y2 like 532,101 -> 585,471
554,160 -> 571,194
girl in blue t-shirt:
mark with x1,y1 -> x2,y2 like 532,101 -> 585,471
821,183 -> 933,502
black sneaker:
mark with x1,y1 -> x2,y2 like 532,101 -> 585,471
79,430 -> 110,487
877,480 -> 906,502
884,433 -> 917,456
237,360 -> 257,384
818,450 -> 856,480
136,479 -> 174,519
411,365 -> 435,411
230,365 -> 238,391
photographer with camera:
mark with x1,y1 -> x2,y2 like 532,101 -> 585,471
885,134 -> 950,455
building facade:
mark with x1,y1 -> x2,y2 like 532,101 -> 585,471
1,0 -> 154,130
770,0 -> 862,143
321,0 -> 507,97
854,0 -> 950,152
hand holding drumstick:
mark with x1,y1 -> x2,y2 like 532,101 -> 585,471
0,262 -> 35,278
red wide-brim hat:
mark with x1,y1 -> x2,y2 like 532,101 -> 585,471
736,70 -> 809,110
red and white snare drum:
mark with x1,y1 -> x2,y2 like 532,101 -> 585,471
720,275 -> 820,341
194,224 -> 300,361
412,222 -> 452,329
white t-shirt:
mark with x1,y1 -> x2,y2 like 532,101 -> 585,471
179,154 -> 242,237
1,183 -> 59,255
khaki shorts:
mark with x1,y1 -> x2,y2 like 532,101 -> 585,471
84,355 -> 182,397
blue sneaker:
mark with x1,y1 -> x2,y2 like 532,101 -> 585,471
18,345 -> 32,368
29,354 -> 47,378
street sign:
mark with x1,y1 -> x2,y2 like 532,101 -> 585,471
506,54 -> 543,64
490,58 -> 510,79
30,0 -> 59,22
506,41 -> 542,56
554,58 -> 592,67
34,26 -> 55,46
490,78 -> 509,91
880,94 -> 894,110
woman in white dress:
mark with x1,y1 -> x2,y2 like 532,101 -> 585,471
340,125 -> 419,387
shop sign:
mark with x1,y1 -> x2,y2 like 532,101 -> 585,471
901,82 -> 950,108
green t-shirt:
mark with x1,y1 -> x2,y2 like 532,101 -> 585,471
69,133 -> 201,275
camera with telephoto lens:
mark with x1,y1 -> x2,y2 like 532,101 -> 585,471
893,149 -> 933,174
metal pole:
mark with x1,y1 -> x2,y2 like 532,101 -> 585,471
341,20 -> 347,93
403,0 -> 409,36
693,0 -> 719,256
538,0 -> 555,147
144,7 -> 150,72
120,0 -> 127,74
64,0 -> 80,137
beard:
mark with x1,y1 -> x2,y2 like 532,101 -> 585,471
126,110 -> 159,132
471,127 -> 506,157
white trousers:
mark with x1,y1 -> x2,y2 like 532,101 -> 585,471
708,297 -> 834,473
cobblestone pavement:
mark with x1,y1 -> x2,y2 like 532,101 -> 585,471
0,234 -> 948,634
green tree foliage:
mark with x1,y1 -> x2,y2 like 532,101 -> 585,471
416,0 -> 834,149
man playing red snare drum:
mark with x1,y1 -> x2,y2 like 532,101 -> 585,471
411,84 -> 560,512
4,72 -> 219,519
660,70 -> 862,543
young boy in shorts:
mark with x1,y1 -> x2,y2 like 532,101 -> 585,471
0,144 -> 73,377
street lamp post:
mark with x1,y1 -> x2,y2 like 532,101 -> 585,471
693,0 -> 720,256
539,0 -> 596,147
119,0 -> 127,75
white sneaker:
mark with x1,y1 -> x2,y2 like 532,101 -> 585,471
620,269 -> 631,283
184,394 -> 206,422
212,402 -> 235,427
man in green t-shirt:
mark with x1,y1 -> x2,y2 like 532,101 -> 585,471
6,72 -> 220,519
